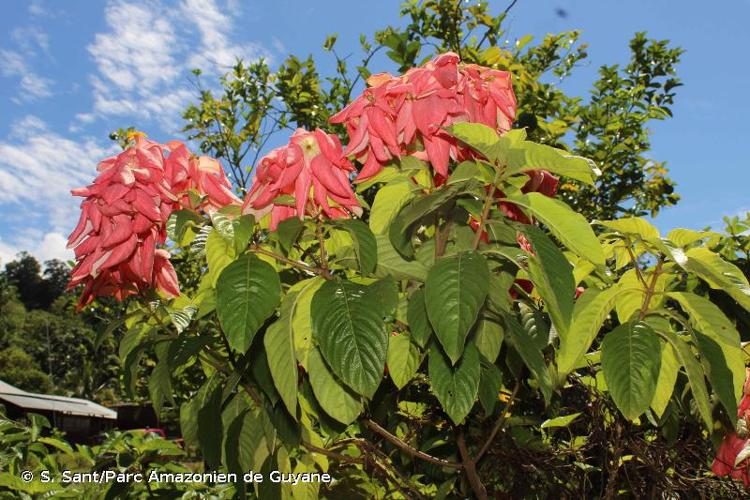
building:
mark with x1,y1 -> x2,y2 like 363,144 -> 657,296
0,380 -> 116,442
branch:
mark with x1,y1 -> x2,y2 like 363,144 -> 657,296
457,429 -> 488,500
473,379 -> 521,463
362,419 -> 463,469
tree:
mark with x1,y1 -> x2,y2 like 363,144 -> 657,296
3,252 -> 45,309
63,46 -> 749,496
0,347 -> 52,393
1,253 -> 70,310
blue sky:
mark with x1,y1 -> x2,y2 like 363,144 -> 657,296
0,0 -> 747,264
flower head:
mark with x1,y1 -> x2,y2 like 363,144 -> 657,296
330,52 -> 517,181
164,141 -> 241,212
242,128 -> 361,230
67,135 -> 238,308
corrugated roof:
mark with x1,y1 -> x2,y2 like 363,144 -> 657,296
0,380 -> 117,420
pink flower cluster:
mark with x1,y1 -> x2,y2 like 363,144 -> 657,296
164,141 -> 240,212
712,370 -> 750,486
330,52 -> 516,181
67,134 -> 239,308
242,128 -> 361,230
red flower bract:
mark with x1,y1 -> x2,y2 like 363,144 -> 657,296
242,128 -> 362,230
67,134 -> 239,309
330,52 -> 517,181
712,368 -> 750,486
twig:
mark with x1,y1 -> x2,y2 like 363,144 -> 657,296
362,419 -> 462,469
457,429 -> 488,500
473,379 -> 521,464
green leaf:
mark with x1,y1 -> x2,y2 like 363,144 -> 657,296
650,342 -> 679,418
601,322 -> 661,420
520,225 -> 574,337
387,333 -> 424,389
233,214 -> 255,255
425,251 -> 489,364
429,342 -> 481,424
291,277 -> 325,368
694,331 -> 739,420
478,357 -> 503,414
275,217 -> 304,253
681,248 -> 750,312
307,349 -> 362,425
225,405 -> 265,476
311,280 -> 388,398
375,233 -> 427,281
666,228 -> 717,248
407,288 -> 432,347
206,228 -> 235,286
166,209 -> 203,242
336,219 -> 377,275
540,413 -> 582,429
507,192 -> 604,266
148,344 -> 173,415
596,217 -> 660,241
264,294 -> 299,419
505,316 -> 554,402
447,122 -> 501,160
369,181 -> 415,234
508,142 -> 598,185
658,333 -> 713,430
446,160 -> 484,184
556,285 -> 623,378
196,375 -> 224,469
668,291 -> 744,414
389,180 -> 476,258
216,254 -> 280,353
366,277 -> 399,319
472,317 -> 504,363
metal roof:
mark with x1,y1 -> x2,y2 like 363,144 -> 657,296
0,380 -> 117,420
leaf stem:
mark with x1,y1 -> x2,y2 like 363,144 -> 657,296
472,379 -> 521,463
639,257 -> 664,320
362,419 -> 463,469
472,172 -> 502,250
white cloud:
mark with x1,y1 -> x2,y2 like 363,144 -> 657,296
0,116 -> 117,240
0,232 -> 73,267
12,26 -> 50,55
0,46 -> 53,102
86,0 -> 269,132
181,0 -> 267,70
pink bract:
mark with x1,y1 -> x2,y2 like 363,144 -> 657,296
242,128 -> 362,230
330,52 -> 517,182
67,134 -> 238,308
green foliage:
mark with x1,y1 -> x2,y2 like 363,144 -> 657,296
93,90 -> 746,497
0,347 -> 52,393
12,2 -> 750,498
